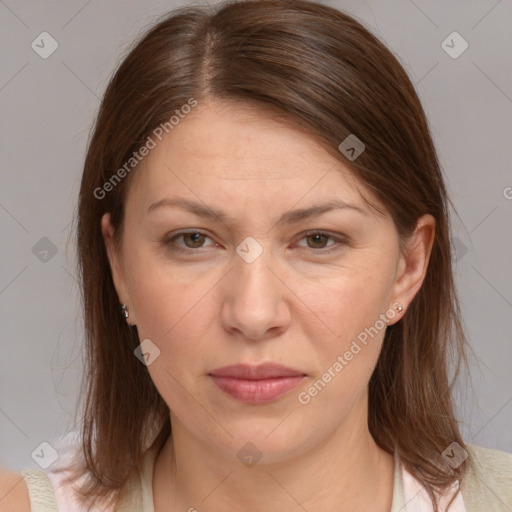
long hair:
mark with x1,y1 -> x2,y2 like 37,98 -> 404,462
70,1 -> 471,510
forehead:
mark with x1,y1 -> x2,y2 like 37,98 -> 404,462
125,101 -> 375,213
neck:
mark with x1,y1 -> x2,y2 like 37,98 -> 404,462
153,397 -> 394,512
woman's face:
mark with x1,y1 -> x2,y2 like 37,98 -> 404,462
102,100 -> 433,464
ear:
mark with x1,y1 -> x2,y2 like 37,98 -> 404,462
387,214 -> 435,325
101,212 -> 136,325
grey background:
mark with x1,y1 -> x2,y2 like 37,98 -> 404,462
1,0 -> 511,472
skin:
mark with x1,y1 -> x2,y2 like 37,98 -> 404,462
101,99 -> 435,512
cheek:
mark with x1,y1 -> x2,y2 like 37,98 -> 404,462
297,259 -> 395,348
292,258 -> 395,414
295,271 -> 389,419
126,260 -> 215,413
125,245 -> 212,340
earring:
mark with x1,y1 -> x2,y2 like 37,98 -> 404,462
395,304 -> 403,313
121,304 -> 129,319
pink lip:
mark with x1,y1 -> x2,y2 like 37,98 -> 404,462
209,364 -> 306,404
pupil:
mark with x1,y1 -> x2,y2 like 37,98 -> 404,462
311,234 -> 324,247
186,233 -> 203,247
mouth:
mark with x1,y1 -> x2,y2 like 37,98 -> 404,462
208,363 -> 306,404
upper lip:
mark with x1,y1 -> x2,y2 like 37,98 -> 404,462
209,363 -> 305,380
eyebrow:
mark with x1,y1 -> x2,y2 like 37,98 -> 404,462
146,196 -> 368,225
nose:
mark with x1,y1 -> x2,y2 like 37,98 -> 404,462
220,239 -> 291,341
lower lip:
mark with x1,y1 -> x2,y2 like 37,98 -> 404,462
210,375 -> 305,404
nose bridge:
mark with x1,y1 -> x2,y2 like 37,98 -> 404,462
222,235 -> 289,338
234,235 -> 277,301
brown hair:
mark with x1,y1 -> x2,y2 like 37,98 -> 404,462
70,0 -> 471,510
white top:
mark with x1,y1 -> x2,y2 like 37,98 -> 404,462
21,431 -> 512,511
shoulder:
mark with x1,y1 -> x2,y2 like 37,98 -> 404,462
1,431 -> 85,512
0,471 -> 31,512
465,443 -> 512,478
461,443 -> 512,510
466,443 -> 512,466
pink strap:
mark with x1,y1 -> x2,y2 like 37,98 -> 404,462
401,464 -> 467,511
45,432 -> 114,512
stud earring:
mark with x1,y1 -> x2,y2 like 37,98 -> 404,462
121,304 -> 129,319
395,304 -> 403,313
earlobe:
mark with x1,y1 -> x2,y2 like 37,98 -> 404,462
388,214 -> 435,324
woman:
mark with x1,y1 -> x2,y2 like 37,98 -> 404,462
2,0 -> 511,511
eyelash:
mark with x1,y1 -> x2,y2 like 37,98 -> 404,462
163,230 -> 347,255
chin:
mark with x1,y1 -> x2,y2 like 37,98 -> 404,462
200,418 -> 316,465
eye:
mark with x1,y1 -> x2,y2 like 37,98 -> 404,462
296,231 -> 346,252
164,231 -> 216,251
163,230 -> 347,254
